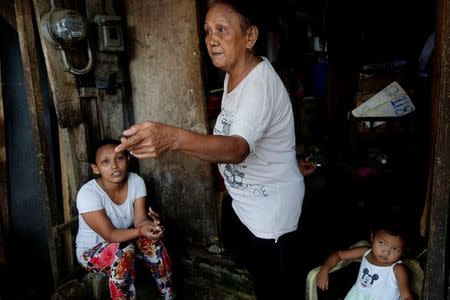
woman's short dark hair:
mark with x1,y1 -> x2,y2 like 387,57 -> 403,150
208,0 -> 269,55
209,0 -> 264,32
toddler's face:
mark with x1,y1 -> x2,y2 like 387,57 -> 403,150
370,229 -> 405,266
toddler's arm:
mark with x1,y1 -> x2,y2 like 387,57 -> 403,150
316,246 -> 369,291
394,263 -> 414,300
316,254 -> 334,290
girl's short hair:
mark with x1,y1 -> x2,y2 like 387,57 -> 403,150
89,138 -> 123,163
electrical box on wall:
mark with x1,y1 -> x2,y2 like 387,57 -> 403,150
41,9 -> 87,49
94,15 -> 124,52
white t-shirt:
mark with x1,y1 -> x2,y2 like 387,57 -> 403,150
75,172 -> 146,262
214,57 -> 304,240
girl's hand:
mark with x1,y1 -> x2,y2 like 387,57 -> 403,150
316,269 -> 329,291
139,222 -> 164,240
148,207 -> 161,225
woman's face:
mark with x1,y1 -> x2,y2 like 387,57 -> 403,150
91,144 -> 129,184
204,3 -> 249,72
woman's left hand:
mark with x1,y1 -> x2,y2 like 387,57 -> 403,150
139,222 -> 164,240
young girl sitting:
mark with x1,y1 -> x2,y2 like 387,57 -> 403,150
316,220 -> 413,300
75,139 -> 175,300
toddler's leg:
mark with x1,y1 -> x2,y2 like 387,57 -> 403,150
137,238 -> 175,300
80,242 -> 137,300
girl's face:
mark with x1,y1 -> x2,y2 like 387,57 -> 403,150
91,144 -> 129,184
370,229 -> 405,266
204,3 -> 251,72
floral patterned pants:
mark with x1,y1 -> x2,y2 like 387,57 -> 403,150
79,238 -> 175,300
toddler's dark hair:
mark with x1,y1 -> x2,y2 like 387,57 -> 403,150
371,214 -> 409,245
89,138 -> 124,163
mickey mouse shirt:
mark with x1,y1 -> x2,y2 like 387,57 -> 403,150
345,249 -> 401,300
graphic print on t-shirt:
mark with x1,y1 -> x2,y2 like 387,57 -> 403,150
360,268 -> 379,288
215,109 -> 269,197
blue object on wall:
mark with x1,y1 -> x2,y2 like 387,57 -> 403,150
312,59 -> 328,98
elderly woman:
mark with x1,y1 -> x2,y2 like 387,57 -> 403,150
116,1 -> 315,298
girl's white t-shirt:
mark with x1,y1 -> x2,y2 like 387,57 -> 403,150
214,57 -> 304,241
75,172 -> 146,262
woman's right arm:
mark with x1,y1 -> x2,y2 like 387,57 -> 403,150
81,209 -> 140,242
115,121 -> 249,164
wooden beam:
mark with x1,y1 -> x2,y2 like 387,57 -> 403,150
57,124 -> 90,273
423,0 -> 450,298
14,0 -> 59,287
31,0 -> 92,281
0,59 -> 8,265
32,0 -> 82,129
85,1 -> 125,140
58,128 -> 74,273
53,217 -> 78,237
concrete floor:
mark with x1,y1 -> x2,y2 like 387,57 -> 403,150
50,245 -> 256,300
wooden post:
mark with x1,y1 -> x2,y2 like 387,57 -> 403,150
423,0 -> 450,298
32,0 -> 82,129
31,0 -> 92,284
0,59 -> 8,265
85,1 -> 126,140
59,128 -> 74,273
14,0 -> 59,287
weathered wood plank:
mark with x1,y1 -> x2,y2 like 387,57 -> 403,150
94,53 -> 125,139
85,1 -> 125,140
53,217 -> 78,236
56,124 -> 89,275
60,125 -> 89,218
59,128 -> 74,273
32,0 -> 82,128
0,59 -> 8,264
31,0 -> 91,280
14,0 -> 59,286
423,0 -> 450,298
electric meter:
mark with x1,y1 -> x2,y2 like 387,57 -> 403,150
41,8 -> 87,49
40,8 -> 93,75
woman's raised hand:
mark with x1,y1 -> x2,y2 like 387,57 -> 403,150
115,121 -> 176,159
